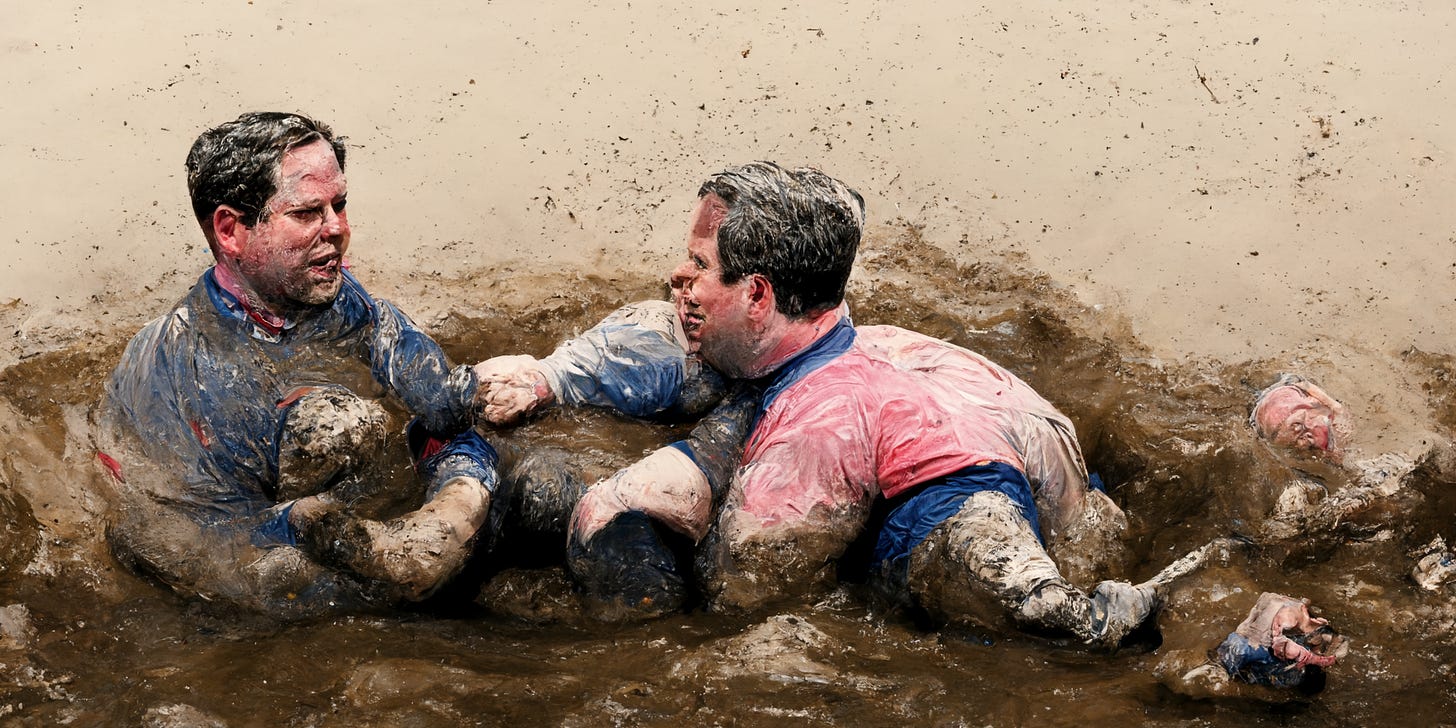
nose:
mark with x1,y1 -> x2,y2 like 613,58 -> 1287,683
669,261 -> 694,292
322,205 -> 348,239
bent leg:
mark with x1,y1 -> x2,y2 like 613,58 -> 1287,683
906,490 -> 1157,648
108,497 -> 376,616
499,445 -> 596,534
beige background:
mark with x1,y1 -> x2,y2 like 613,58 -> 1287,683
3,1 -> 1453,450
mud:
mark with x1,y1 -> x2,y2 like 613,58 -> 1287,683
1,229 -> 1455,725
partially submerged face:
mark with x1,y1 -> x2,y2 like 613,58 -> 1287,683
1253,382 -> 1344,456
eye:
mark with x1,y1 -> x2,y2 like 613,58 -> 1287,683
289,206 -> 325,223
332,198 -> 347,214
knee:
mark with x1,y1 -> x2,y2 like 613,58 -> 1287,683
501,447 -> 590,533
276,387 -> 388,500
280,387 -> 388,444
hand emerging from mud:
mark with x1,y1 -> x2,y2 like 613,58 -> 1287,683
474,355 -> 555,426
1270,602 -> 1339,668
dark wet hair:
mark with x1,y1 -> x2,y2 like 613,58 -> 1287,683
185,111 -> 346,228
698,161 -> 865,318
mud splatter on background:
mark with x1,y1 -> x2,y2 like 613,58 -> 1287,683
6,2 -> 1456,722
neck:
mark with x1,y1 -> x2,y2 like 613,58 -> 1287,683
743,305 -> 844,378
212,261 -> 290,330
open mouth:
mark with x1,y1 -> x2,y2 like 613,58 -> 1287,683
308,254 -> 341,279
676,297 -> 703,339
679,309 -> 703,339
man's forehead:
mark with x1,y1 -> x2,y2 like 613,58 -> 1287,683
275,142 -> 344,195
691,194 -> 727,239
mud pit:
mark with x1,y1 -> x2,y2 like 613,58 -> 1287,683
1,230 -> 1454,726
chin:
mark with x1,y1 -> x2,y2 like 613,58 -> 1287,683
297,280 -> 343,307
696,345 -> 744,379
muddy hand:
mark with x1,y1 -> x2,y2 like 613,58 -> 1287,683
473,355 -> 555,425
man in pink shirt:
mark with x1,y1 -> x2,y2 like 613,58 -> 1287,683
481,163 -> 1158,647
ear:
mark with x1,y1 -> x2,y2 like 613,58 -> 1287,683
211,205 -> 249,259
744,273 -> 775,320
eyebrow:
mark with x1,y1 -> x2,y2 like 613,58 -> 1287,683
282,192 -> 346,209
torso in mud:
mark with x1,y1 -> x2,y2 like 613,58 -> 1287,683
700,316 -> 1097,608
557,304 -> 1096,609
106,268 -> 477,525
736,317 -> 1085,521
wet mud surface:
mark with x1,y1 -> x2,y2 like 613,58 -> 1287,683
2,230 -> 1456,726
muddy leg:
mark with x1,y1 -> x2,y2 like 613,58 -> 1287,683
907,490 -> 1159,649
500,446 -> 594,534
108,498 -> 375,614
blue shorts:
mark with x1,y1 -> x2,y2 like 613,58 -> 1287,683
871,462 -> 1042,574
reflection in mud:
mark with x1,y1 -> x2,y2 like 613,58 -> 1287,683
1,230 -> 1454,725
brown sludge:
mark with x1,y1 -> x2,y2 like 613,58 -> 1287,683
0,231 -> 1454,724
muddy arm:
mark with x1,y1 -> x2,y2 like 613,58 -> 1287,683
569,384 -> 760,542
369,297 -> 477,433
478,300 -> 726,425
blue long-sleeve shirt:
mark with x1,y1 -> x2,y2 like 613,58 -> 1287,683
538,300 -> 724,420
107,268 -> 477,526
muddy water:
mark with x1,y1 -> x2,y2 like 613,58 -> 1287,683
1,232 -> 1455,726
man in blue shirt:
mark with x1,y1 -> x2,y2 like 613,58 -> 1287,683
103,112 -> 497,616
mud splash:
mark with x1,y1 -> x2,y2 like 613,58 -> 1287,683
1,228 -> 1454,725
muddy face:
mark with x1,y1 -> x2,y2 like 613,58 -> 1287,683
2,229 -> 1456,724
223,140 -> 352,314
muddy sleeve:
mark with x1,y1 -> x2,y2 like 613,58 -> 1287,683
536,301 -> 696,419
368,298 -> 478,433
667,383 -> 761,504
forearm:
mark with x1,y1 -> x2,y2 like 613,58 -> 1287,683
571,446 -> 713,543
538,300 -> 692,417
479,300 -> 727,425
667,382 -> 759,504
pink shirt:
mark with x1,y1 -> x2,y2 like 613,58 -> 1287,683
738,324 -> 1077,526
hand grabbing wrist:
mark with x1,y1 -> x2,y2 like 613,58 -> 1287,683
474,355 -> 556,425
